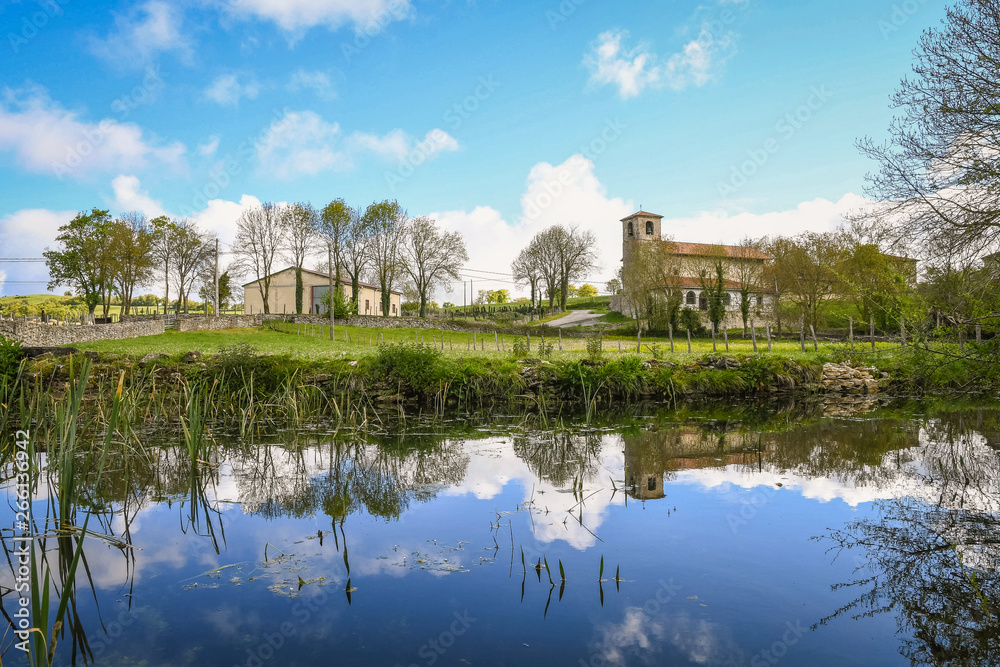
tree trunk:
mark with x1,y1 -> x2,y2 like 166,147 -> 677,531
295,266 -> 303,315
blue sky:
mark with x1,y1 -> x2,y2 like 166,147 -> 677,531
0,0 -> 947,299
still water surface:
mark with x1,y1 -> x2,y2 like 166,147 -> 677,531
3,401 -> 999,666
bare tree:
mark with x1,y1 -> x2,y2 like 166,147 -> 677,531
364,200 -> 408,317
401,216 -> 467,318
172,219 -> 214,314
851,0 -> 1000,262
150,216 -> 179,315
546,224 -> 599,310
731,236 -> 766,334
284,202 -> 318,314
232,202 -> 287,314
621,237 -> 683,331
511,245 -> 544,309
518,228 -> 563,308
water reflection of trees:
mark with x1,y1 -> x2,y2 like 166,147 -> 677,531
510,430 -> 604,486
819,410 -> 1000,665
227,434 -> 470,523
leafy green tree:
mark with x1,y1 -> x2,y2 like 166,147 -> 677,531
108,212 -> 155,318
284,202 -> 318,314
364,199 -> 408,317
319,198 -> 353,304
198,270 -> 232,313
766,232 -> 845,329
840,244 -> 914,330
699,261 -> 728,333
44,208 -> 113,317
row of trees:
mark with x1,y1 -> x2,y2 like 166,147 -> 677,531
44,210 -> 226,318
233,199 -> 469,317
44,199 -> 470,319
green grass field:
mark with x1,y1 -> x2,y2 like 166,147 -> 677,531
63,322 -> 903,364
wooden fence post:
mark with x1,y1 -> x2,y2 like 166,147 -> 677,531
712,322 -> 717,353
687,329 -> 692,353
849,316 -> 854,351
723,326 -> 729,352
900,316 -> 906,348
799,317 -> 805,353
870,316 -> 875,352
750,319 -> 757,354
810,324 -> 818,351
766,325 -> 772,353
668,323 -> 674,354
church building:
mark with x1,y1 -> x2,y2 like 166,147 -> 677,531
612,210 -> 772,326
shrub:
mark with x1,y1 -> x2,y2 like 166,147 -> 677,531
372,343 -> 449,396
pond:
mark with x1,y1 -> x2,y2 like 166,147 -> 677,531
2,399 -> 998,666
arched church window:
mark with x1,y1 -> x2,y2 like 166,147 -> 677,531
725,292 -> 732,306
699,294 -> 708,311
628,222 -> 634,237
645,220 -> 654,235
686,291 -> 696,305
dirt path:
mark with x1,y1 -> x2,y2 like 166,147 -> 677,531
548,310 -> 605,328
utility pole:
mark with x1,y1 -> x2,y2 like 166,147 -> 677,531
334,246 -> 340,343
214,238 -> 219,317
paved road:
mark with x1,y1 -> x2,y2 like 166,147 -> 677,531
548,309 -> 605,328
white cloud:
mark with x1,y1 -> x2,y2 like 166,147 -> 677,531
430,154 -> 633,298
287,69 -> 337,100
109,175 -> 167,218
89,1 -> 192,67
256,110 -> 345,178
349,128 -> 459,164
226,0 -> 412,34
198,135 -> 221,157
190,194 -> 263,253
584,25 -> 736,99
252,109 -> 458,179
0,208 -> 75,295
205,73 -> 261,106
0,84 -> 186,179
666,193 -> 865,245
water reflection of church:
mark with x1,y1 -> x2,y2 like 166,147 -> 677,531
624,428 -> 762,501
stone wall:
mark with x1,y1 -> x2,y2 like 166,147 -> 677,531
175,314 -> 264,332
265,314 -> 516,332
821,363 -> 881,394
0,319 -> 165,347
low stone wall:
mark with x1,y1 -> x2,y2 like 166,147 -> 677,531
175,314 -> 264,332
821,362 -> 880,394
0,319 -> 164,347
266,314 -> 507,332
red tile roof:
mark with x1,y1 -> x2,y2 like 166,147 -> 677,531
666,241 -> 770,260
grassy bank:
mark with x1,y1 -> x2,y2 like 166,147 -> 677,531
2,322 -> 995,447
61,324 -> 893,362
